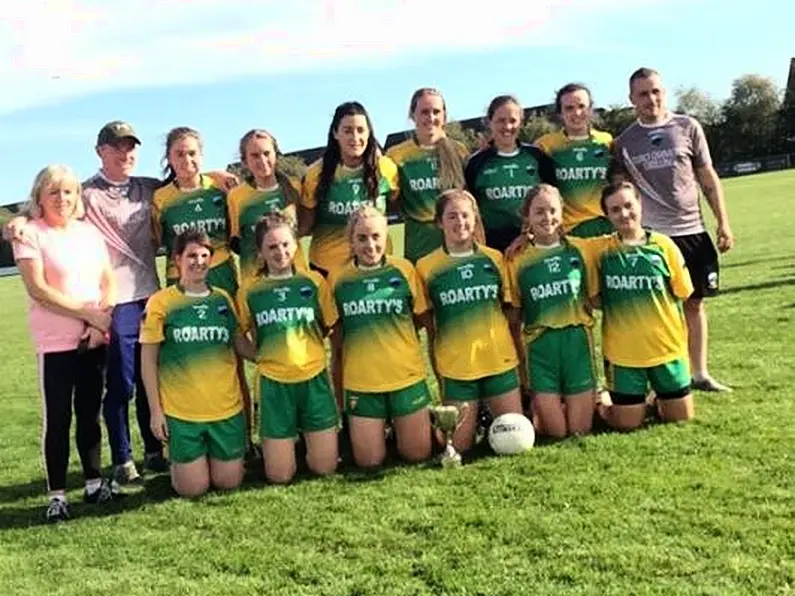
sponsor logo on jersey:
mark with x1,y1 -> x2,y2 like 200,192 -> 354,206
605,274 -> 665,291
484,185 -> 533,201
438,284 -> 499,306
342,298 -> 404,316
172,326 -> 230,343
555,166 -> 607,181
528,278 -> 579,301
408,177 -> 440,192
171,218 -> 226,235
327,200 -> 369,216
255,306 -> 315,326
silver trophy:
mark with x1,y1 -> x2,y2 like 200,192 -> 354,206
430,403 -> 469,468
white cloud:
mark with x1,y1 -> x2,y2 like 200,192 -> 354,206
0,0 -> 662,114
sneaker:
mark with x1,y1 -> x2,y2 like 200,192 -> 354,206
692,375 -> 733,393
113,461 -> 142,485
45,497 -> 70,523
84,478 -> 116,504
143,452 -> 169,473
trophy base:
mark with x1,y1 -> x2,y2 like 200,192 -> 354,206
439,444 -> 462,468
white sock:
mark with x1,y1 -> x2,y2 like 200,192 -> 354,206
693,370 -> 708,381
48,491 -> 66,502
85,478 -> 102,493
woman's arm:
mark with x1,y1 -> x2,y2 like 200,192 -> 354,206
16,258 -> 111,331
329,323 -> 344,412
98,258 -> 117,311
506,306 -> 528,393
140,343 -> 168,441
233,331 -> 257,362
415,312 -> 440,385
297,205 -> 316,238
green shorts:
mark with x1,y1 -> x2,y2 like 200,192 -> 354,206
346,380 -> 431,419
259,371 -> 339,439
527,326 -> 596,395
605,357 -> 691,405
166,259 -> 239,297
569,216 -> 614,238
404,219 -> 443,264
166,411 -> 246,464
442,368 -> 519,402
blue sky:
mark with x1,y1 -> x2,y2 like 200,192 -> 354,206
1,0 -> 791,205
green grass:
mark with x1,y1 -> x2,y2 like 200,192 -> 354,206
1,171 -> 794,595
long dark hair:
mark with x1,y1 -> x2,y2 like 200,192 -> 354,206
162,127 -> 202,180
315,102 -> 380,206
238,129 -> 300,208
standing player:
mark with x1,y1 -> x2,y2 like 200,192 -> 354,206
506,184 -> 597,438
237,212 -> 339,484
328,205 -> 432,468
386,88 -> 469,262
588,181 -> 695,430
228,129 -> 307,284
611,68 -> 734,392
140,230 -> 255,497
2,121 -> 238,484
465,95 -> 556,252
416,189 -> 522,453
298,102 -> 399,276
535,83 -> 614,237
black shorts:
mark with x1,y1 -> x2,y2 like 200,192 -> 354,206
671,232 -> 719,299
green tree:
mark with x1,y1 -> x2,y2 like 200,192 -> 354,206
518,115 -> 555,144
593,105 -> 636,137
721,74 -> 782,159
444,121 -> 480,152
675,87 -> 723,126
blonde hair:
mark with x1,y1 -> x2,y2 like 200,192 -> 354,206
519,184 -> 564,241
26,164 -> 85,221
346,204 -> 387,260
434,189 -> 486,246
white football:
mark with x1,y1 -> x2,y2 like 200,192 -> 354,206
488,413 -> 535,455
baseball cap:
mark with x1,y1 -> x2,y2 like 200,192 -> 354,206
96,121 -> 141,146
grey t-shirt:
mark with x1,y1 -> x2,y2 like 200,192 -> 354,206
82,173 -> 162,304
614,114 -> 711,237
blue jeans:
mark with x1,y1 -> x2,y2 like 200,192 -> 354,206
103,299 -> 162,465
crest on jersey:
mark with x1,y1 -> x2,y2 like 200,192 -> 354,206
648,131 -> 665,146
526,165 -> 537,176
388,276 -> 402,288
649,254 -> 663,267
212,193 -> 223,205
193,304 -> 209,320
299,286 -> 314,299
217,303 -> 229,316
274,287 -> 290,302
482,261 -> 494,273
569,257 -> 581,269
593,148 -> 606,158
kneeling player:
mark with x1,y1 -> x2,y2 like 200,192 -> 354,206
329,205 -> 433,468
416,189 -> 522,453
140,231 -> 256,497
506,184 -> 597,438
237,212 -> 339,483
589,182 -> 695,430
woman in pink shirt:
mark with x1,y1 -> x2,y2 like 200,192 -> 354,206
13,165 -> 118,523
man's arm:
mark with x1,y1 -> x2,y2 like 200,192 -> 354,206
695,164 -> 734,253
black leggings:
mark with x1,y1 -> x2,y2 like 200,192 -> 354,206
39,347 -> 106,492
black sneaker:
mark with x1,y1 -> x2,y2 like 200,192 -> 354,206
143,452 -> 169,473
45,497 -> 70,523
84,478 -> 118,504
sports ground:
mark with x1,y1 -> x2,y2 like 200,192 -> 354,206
0,171 -> 792,595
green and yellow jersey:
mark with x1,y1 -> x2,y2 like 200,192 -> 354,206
139,285 -> 243,422
152,176 -> 234,283
416,244 -> 517,381
300,156 -> 399,272
386,137 -> 470,263
535,129 -> 613,234
227,180 -> 307,284
586,232 -> 693,367
237,270 -> 338,383
506,236 -> 596,343
328,256 -> 428,392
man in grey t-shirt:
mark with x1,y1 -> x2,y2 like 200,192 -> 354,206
612,68 -> 735,392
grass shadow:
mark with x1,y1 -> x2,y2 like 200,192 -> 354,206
722,256 -> 791,269
720,278 -> 795,296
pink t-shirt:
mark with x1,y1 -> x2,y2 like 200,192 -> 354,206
12,219 -> 111,354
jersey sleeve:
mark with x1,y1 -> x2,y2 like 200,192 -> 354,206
11,225 -> 41,262
579,236 -> 610,301
504,254 -> 522,308
533,147 -> 558,186
151,189 -> 165,248
534,133 -> 553,155
663,237 -> 694,300
300,162 -> 321,209
139,293 -> 166,344
227,188 -> 241,239
235,283 -> 253,334
314,273 -> 339,329
401,261 -> 428,315
689,118 -> 713,169
413,258 -> 434,313
485,248 -> 512,304
378,156 -> 400,194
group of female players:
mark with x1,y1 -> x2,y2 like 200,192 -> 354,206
133,83 -> 695,497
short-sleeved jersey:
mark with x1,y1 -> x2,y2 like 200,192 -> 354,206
386,137 -> 469,224
152,176 -> 231,282
506,236 -> 596,343
585,232 -> 694,367
227,181 -> 307,283
139,285 -> 242,422
416,245 -> 517,381
464,144 -> 556,232
535,129 -> 613,233
613,114 -> 711,236
301,156 -> 399,272
237,270 -> 338,383
329,256 -> 427,392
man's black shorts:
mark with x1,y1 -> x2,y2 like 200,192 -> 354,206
671,232 -> 719,299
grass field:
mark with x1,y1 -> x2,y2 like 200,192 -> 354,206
1,171 -> 793,595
